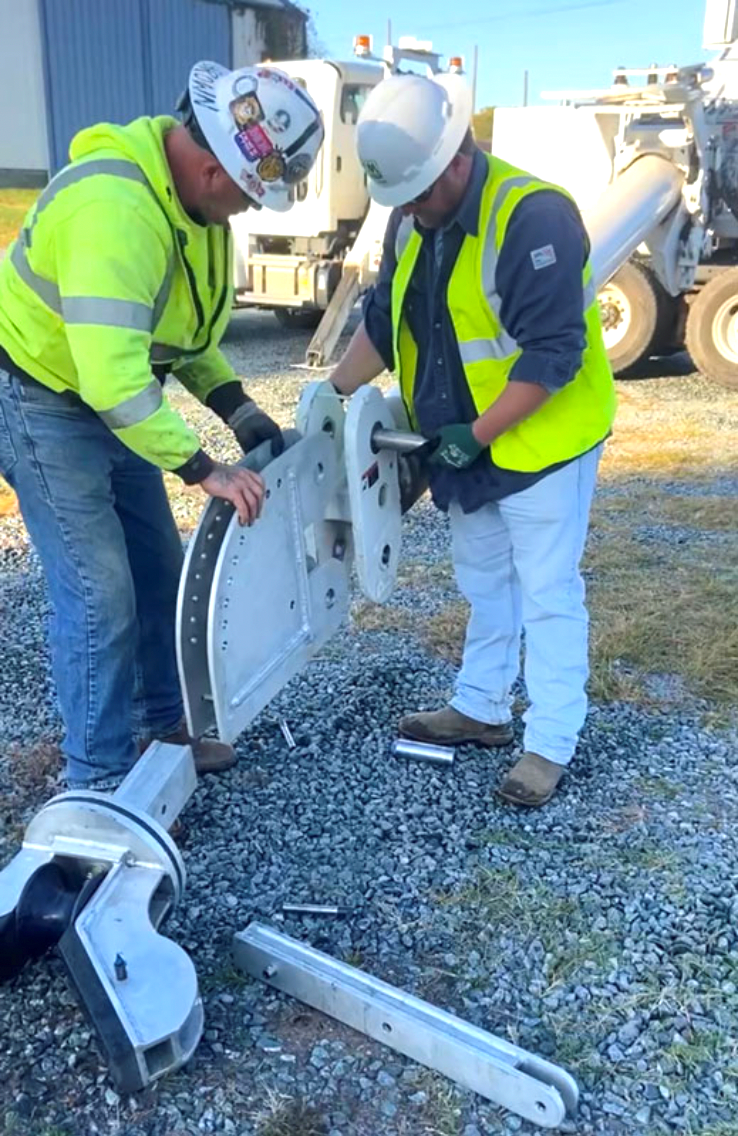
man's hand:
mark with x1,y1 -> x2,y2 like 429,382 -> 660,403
200,462 -> 265,526
429,423 -> 485,470
228,398 -> 284,457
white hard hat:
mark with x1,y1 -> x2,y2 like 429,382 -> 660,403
183,61 -> 324,213
356,73 -> 473,207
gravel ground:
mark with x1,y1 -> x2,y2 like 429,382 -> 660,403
1,315 -> 738,1136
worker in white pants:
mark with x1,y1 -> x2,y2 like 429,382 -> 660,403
330,72 -> 615,806
448,443 -> 602,765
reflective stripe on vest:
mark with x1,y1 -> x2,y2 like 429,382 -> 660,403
97,378 -> 164,430
11,158 -> 175,342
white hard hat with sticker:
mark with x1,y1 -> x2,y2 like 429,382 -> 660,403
186,61 -> 324,213
356,72 -> 472,208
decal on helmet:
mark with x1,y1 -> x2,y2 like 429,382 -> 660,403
284,152 -> 313,185
234,123 -> 274,162
362,158 -> 385,183
240,170 -> 266,198
258,153 -> 287,182
230,93 -> 264,128
268,109 -> 291,134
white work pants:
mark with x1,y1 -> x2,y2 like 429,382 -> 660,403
448,445 -> 602,765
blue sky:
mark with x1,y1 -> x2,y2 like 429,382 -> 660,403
308,0 -> 710,109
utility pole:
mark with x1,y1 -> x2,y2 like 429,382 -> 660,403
523,69 -> 529,107
472,44 -> 479,112
387,18 -> 392,47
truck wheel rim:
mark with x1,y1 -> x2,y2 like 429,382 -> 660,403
712,295 -> 738,364
598,285 -> 631,350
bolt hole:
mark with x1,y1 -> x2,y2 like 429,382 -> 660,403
382,1022 -> 392,1034
325,588 -> 336,609
369,420 -> 384,455
266,488 -> 271,499
381,544 -> 391,568
322,416 -> 335,438
276,478 -> 282,489
378,483 -> 387,508
535,1102 -> 547,1113
290,599 -> 296,610
315,461 -> 325,482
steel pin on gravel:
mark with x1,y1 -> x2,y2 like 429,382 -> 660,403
391,739 -> 455,766
279,718 -> 296,749
282,903 -> 353,917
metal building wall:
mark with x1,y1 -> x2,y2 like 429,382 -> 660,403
0,0 -> 49,180
39,0 -> 231,174
148,0 -> 232,115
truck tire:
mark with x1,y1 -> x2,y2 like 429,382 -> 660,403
274,308 -> 323,331
685,268 -> 738,389
598,261 -> 673,375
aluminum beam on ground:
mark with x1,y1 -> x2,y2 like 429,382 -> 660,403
233,922 -> 578,1129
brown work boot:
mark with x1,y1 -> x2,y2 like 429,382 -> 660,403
398,705 -> 514,747
142,721 -> 237,774
498,752 -> 565,807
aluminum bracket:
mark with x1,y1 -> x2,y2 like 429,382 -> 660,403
205,430 -> 351,743
233,923 -> 578,1130
0,743 -> 201,1092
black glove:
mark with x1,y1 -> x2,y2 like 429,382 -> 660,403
228,398 -> 284,457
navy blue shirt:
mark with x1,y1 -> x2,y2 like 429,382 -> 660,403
363,148 -> 593,510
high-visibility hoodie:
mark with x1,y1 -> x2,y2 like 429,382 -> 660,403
0,115 -> 246,482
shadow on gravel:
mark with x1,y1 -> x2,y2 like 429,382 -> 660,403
618,351 -> 697,381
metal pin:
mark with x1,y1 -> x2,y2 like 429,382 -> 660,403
279,718 -> 296,749
391,739 -> 455,766
282,903 -> 353,917
114,953 -> 128,981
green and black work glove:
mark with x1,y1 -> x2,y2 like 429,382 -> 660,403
228,398 -> 284,458
429,423 -> 485,470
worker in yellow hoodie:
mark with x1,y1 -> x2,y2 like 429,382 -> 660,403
0,62 -> 324,790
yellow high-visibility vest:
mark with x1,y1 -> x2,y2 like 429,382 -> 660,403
391,153 -> 616,472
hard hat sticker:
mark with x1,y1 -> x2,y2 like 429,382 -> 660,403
235,124 -> 274,162
240,170 -> 266,198
232,74 -> 259,98
362,158 -> 385,183
268,109 -> 291,134
257,68 -> 296,91
230,93 -> 264,128
284,152 -> 313,184
258,153 -> 286,182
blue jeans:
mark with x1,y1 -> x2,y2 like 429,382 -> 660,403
0,367 -> 184,784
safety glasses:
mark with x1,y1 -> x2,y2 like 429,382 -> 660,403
408,177 -> 438,207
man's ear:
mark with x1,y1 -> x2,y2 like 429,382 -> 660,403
201,154 -> 224,190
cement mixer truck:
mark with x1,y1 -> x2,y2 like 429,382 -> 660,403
491,0 -> 738,387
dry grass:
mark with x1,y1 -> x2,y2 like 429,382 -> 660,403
0,188 -> 39,248
0,478 -> 18,517
249,1088 -> 327,1136
600,381 -> 738,481
357,484 -> 738,715
585,499 -> 738,708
